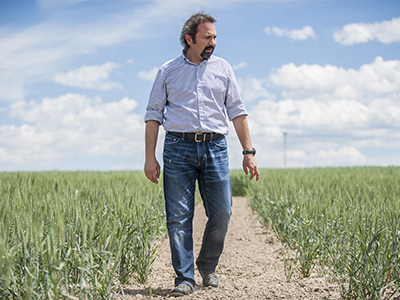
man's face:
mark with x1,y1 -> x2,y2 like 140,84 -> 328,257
186,22 -> 217,63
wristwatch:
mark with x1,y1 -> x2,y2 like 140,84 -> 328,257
242,148 -> 256,156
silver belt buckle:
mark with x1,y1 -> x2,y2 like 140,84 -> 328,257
195,133 -> 206,142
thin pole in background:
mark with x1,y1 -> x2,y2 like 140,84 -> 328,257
283,132 -> 287,168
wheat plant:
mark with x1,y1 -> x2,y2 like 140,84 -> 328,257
231,166 -> 400,300
0,171 -> 165,299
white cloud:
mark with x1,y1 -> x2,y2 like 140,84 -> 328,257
233,61 -> 247,70
237,78 -> 273,102
53,62 -> 122,90
36,0 -> 86,9
0,17 -> 140,101
260,147 -> 367,168
2,94 -> 144,165
138,67 -> 159,82
333,17 -> 400,45
268,57 -> 400,103
0,0 -> 229,102
264,25 -> 316,41
240,57 -> 400,168
311,147 -> 367,166
256,58 -> 400,131
249,97 -> 400,132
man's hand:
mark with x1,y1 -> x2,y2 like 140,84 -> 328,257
243,154 -> 259,181
232,115 -> 260,182
144,120 -> 161,184
144,157 -> 161,184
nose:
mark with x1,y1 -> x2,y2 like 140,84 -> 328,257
210,37 -> 216,46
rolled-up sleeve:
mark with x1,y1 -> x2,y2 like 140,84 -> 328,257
225,64 -> 247,121
144,68 -> 166,124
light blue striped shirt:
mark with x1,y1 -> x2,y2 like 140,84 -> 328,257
145,54 -> 247,135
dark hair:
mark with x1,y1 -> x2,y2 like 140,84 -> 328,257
180,12 -> 216,54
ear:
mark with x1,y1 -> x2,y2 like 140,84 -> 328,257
185,34 -> 193,46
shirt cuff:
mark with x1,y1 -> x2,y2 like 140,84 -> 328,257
227,105 -> 248,121
144,110 -> 164,124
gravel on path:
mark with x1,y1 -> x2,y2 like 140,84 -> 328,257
121,197 -> 341,299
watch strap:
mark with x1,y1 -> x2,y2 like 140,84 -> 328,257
242,148 -> 256,155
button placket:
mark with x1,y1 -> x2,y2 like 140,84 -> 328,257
197,65 -> 206,130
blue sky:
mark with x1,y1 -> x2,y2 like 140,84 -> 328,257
1,0 -> 399,171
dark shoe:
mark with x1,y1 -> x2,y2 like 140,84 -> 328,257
170,283 -> 193,297
199,270 -> 218,287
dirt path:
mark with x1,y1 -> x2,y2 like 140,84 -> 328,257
122,197 -> 341,299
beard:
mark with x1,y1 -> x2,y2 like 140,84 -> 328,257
201,45 -> 215,60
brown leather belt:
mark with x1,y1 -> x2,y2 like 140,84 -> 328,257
168,132 -> 224,142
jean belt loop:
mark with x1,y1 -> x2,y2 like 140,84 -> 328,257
210,132 -> 213,141
182,132 -> 185,140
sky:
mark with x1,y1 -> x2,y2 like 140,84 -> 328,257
0,0 -> 399,171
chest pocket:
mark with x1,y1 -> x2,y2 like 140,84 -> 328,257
203,73 -> 227,102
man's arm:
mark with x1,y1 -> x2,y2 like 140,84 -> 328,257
144,120 -> 161,184
232,115 -> 260,181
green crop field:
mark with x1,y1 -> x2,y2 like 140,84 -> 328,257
1,167 -> 399,299
0,171 -> 165,299
232,166 -> 400,300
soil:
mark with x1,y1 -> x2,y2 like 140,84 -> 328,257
121,197 -> 341,299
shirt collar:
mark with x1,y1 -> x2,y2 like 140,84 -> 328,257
181,52 -> 211,66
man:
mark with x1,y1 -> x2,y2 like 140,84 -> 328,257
144,12 -> 259,297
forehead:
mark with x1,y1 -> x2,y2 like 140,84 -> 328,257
196,22 -> 217,36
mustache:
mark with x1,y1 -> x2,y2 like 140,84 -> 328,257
201,45 -> 215,60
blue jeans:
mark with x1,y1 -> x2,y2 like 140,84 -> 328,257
163,133 -> 232,290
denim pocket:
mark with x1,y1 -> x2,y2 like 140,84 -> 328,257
212,137 -> 227,149
165,134 -> 180,145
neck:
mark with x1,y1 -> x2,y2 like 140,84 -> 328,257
184,51 -> 203,65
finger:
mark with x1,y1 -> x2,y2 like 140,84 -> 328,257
146,170 -> 157,184
156,165 -> 161,178
243,165 -> 248,175
151,171 -> 158,183
250,168 -> 256,180
252,168 -> 259,181
151,174 -> 158,184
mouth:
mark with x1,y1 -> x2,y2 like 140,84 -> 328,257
205,46 -> 215,52
201,46 -> 215,60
